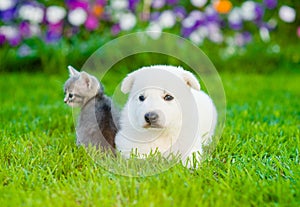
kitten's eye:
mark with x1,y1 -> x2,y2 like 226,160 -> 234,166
69,94 -> 74,98
138,95 -> 145,102
164,94 -> 174,101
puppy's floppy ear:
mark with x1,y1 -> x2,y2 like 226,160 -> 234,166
68,65 -> 80,77
121,74 -> 135,94
182,70 -> 201,90
80,71 -> 92,89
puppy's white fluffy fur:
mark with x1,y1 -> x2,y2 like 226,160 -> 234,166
115,65 -> 217,166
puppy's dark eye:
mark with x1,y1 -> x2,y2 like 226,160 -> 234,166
69,93 -> 74,98
139,95 -> 145,102
164,94 -> 174,101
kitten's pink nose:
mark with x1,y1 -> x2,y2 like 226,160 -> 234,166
64,98 -> 68,103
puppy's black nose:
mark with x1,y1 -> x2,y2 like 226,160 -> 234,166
145,112 -> 158,124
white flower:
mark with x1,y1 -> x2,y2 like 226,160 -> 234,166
119,13 -> 136,31
189,32 -> 202,45
29,23 -> 41,36
225,36 -> 235,47
268,18 -> 277,29
158,10 -> 176,29
46,6 -> 66,24
209,31 -> 223,43
190,0 -> 207,8
189,26 -> 208,45
0,26 -> 18,39
207,23 -> 223,43
182,17 -> 195,28
152,0 -> 166,9
68,8 -> 87,26
111,0 -> 128,10
146,22 -> 162,39
228,8 -> 242,24
259,27 -> 270,42
205,5 -> 216,16
19,4 -> 44,24
279,6 -> 296,23
241,1 -> 256,21
182,11 -> 204,28
0,0 -> 16,11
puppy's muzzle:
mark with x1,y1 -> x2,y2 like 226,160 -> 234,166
144,112 -> 159,125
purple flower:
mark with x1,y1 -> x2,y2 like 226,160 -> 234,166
46,31 -> 61,43
0,0 -> 17,22
181,10 -> 206,37
49,22 -> 63,33
0,7 -> 16,22
129,0 -> 140,12
46,22 -> 63,43
0,26 -> 21,46
150,12 -> 160,21
19,21 -> 31,38
205,6 -> 220,23
95,0 -> 106,6
242,32 -> 252,43
263,0 -> 277,10
65,0 -> 89,10
229,22 -> 243,30
228,8 -> 243,30
166,0 -> 178,5
111,24 -> 121,36
181,27 -> 194,38
181,21 -> 205,37
235,32 -> 252,46
174,6 -> 186,19
0,34 -> 5,45
254,4 -> 264,22
9,35 -> 21,46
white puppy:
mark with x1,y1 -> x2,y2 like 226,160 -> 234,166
115,65 -> 217,166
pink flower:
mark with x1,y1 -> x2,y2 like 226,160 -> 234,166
85,14 -> 99,31
66,0 -> 88,10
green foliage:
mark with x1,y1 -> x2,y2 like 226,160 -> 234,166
0,72 -> 299,206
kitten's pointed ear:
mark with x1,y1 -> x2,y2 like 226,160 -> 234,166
182,70 -> 200,90
80,71 -> 92,89
121,73 -> 135,94
68,65 -> 80,77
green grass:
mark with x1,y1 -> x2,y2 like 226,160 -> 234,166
0,71 -> 299,206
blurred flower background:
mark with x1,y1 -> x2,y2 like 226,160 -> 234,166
0,0 -> 299,73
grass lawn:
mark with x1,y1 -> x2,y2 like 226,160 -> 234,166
0,71 -> 299,207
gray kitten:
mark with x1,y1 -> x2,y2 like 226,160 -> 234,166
64,66 -> 119,151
